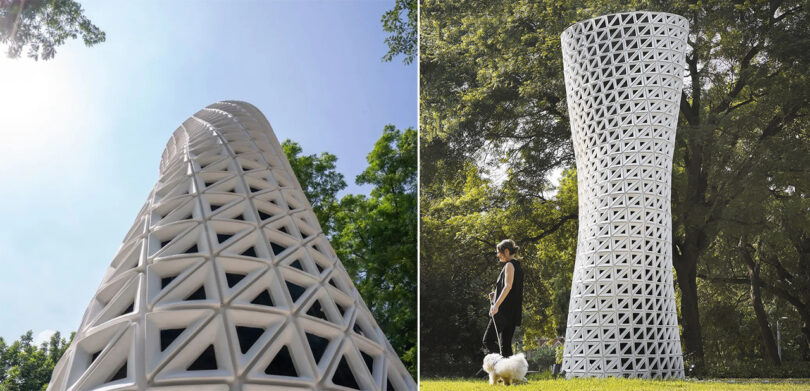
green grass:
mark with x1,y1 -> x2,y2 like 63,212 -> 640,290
419,377 -> 810,390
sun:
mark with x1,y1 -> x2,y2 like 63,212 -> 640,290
0,54 -> 87,176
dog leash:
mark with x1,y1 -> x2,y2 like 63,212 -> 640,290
490,303 -> 503,355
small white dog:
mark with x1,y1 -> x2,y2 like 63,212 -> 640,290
482,353 -> 528,386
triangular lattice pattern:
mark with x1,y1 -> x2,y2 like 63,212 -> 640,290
47,101 -> 415,391
559,12 -> 688,379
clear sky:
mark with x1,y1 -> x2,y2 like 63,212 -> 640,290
0,0 -> 416,343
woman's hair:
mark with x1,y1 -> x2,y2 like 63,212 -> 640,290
497,239 -> 520,256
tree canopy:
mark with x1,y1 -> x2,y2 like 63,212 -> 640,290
421,0 -> 810,376
0,0 -> 104,60
282,140 -> 347,237
382,0 -> 417,64
0,331 -> 72,391
284,126 -> 418,377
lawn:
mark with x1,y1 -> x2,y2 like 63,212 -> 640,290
419,377 -> 810,390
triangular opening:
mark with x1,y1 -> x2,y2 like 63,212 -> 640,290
306,300 -> 328,321
187,345 -> 217,371
90,350 -> 101,364
217,233 -> 233,244
210,204 -> 223,211
184,244 -> 199,254
258,210 -> 273,220
119,302 -> 134,317
278,226 -> 288,234
336,303 -> 347,317
235,214 -> 245,221
235,326 -> 264,354
353,323 -> 364,337
305,332 -> 329,364
387,378 -> 397,391
315,263 -> 324,273
249,186 -> 261,193
289,260 -> 304,271
332,356 -> 360,389
160,328 -> 185,351
161,275 -> 177,289
360,351 -> 374,375
251,290 -> 274,306
107,361 -> 127,382
185,286 -> 206,301
286,281 -> 306,303
270,242 -> 287,256
225,272 -> 246,288
264,345 -> 298,377
241,247 -> 257,257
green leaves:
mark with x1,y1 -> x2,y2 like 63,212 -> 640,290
382,0 -> 417,64
282,140 -> 347,237
333,126 -> 417,376
421,159 -> 578,375
0,0 -> 105,60
0,331 -> 72,391
285,127 -> 417,377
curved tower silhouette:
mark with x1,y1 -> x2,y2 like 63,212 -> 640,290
560,12 -> 688,379
47,101 -> 416,391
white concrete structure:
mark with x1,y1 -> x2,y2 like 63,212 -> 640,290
47,101 -> 416,391
560,12 -> 688,379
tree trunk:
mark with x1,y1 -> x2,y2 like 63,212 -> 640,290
799,309 -> 810,361
673,247 -> 704,371
746,260 -> 781,365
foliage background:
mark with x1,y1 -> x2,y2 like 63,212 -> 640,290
285,126 -> 418,376
420,0 -> 810,378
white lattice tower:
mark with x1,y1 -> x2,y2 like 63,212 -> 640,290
46,101 -> 416,391
560,12 -> 688,379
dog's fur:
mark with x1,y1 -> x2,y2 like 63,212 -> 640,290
482,353 -> 528,385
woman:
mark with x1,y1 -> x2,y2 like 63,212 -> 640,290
482,239 -> 524,357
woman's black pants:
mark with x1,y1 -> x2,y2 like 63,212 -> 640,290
482,315 -> 516,357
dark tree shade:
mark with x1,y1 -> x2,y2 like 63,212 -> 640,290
420,0 -> 810,377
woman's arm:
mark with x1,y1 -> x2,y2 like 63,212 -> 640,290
491,263 -> 514,315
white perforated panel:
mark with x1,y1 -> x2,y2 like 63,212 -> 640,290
560,12 -> 688,379
46,101 -> 415,391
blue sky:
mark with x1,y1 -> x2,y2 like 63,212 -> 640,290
0,0 -> 415,343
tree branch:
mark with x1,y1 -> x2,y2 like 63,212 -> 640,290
711,44 -> 761,116
520,214 -> 577,244
472,236 -> 495,247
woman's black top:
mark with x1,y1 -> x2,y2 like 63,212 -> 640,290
494,259 -> 524,325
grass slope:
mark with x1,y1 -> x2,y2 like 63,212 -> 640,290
419,378 -> 810,390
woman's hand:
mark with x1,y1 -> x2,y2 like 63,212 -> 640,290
490,304 -> 499,316
488,291 -> 495,302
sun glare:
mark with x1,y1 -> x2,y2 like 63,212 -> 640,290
0,54 -> 91,177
